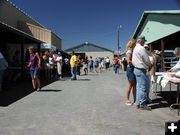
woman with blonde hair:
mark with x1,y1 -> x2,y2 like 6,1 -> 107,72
27,46 -> 41,91
125,39 -> 136,106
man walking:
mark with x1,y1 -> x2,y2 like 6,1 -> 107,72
70,50 -> 78,80
132,36 -> 152,110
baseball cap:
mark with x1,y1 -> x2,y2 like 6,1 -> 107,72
137,35 -> 147,41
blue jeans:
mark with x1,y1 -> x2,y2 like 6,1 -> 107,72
71,67 -> 77,79
126,64 -> 136,81
114,64 -> 119,74
30,67 -> 39,78
134,68 -> 149,105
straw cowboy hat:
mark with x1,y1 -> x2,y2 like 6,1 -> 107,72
144,44 -> 149,48
154,50 -> 161,55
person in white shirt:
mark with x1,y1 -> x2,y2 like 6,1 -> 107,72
48,53 -> 55,79
169,47 -> 180,77
132,36 -> 152,111
105,57 -> 110,71
56,52 -> 63,79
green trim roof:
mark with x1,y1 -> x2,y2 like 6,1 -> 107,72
144,10 -> 180,14
133,10 -> 180,43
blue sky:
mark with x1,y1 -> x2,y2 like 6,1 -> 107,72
10,0 -> 180,52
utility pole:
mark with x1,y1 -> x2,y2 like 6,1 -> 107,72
117,25 -> 122,58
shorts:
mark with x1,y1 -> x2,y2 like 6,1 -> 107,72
30,67 -> 39,78
126,65 -> 136,81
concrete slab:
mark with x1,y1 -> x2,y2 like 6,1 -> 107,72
0,70 -> 179,135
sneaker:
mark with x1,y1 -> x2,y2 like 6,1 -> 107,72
37,88 -> 41,91
139,105 -> 152,111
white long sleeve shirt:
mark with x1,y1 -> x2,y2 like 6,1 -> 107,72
132,43 -> 151,69
171,59 -> 180,72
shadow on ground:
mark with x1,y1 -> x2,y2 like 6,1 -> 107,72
38,89 -> 62,92
149,91 -> 177,110
85,74 -> 99,76
76,79 -> 90,81
0,79 -> 58,107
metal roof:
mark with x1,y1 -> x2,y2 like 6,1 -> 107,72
7,0 -> 45,28
0,20 -> 43,44
65,42 -> 114,53
144,10 -> 180,14
133,10 -> 180,41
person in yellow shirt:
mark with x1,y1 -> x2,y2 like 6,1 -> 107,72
70,50 -> 78,80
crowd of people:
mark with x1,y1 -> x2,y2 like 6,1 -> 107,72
69,51 -> 112,80
0,40 -> 179,113
0,46 -> 70,91
0,47 -> 116,91
124,36 -> 180,111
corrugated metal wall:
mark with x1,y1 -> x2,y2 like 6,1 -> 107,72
86,52 -> 114,62
17,21 -> 51,43
51,32 -> 61,50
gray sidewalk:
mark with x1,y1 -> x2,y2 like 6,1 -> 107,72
0,70 -> 179,135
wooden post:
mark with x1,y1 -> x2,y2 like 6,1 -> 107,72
161,40 -> 165,71
149,44 -> 152,52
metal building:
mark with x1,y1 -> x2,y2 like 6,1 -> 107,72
65,42 -> 114,61
0,0 -> 62,50
0,0 -> 62,80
